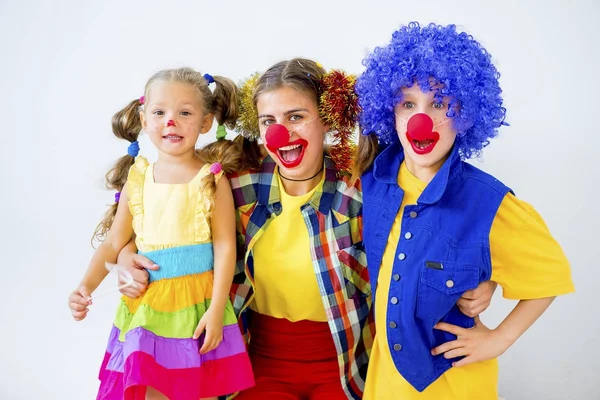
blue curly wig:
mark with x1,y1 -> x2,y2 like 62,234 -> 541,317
356,22 -> 507,159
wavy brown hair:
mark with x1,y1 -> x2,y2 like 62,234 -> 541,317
351,130 -> 379,183
92,67 -> 243,244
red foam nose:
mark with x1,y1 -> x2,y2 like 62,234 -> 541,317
167,119 -> 176,127
407,113 -> 433,138
265,124 -> 290,149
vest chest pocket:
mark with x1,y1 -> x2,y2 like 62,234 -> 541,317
416,262 -> 479,322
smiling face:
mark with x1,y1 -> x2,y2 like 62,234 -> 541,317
140,80 -> 213,158
256,85 -> 327,180
395,83 -> 457,176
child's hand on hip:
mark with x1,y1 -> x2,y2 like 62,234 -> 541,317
68,286 -> 92,321
193,307 -> 224,354
431,316 -> 512,367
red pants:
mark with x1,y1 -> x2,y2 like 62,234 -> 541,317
236,312 -> 347,400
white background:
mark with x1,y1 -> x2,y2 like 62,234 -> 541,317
1,0 -> 598,399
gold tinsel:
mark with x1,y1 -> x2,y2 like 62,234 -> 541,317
236,73 -> 261,140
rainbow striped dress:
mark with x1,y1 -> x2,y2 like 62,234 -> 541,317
97,156 -> 254,400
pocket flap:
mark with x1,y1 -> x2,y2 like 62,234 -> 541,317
420,262 -> 479,295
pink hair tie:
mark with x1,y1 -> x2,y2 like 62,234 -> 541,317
209,162 -> 222,175
139,95 -> 145,105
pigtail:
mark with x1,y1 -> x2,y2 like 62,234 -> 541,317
196,75 -> 244,212
233,134 -> 264,170
91,98 -> 143,245
197,139 -> 245,213
211,76 -> 239,130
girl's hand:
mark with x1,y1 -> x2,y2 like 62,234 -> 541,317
68,286 -> 92,321
457,280 -> 497,317
117,243 -> 159,299
431,316 -> 512,367
193,308 -> 224,354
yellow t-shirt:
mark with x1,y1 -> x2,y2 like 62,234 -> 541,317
364,162 -> 575,400
250,173 -> 328,322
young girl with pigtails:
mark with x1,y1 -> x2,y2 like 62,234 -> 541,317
68,67 -> 254,400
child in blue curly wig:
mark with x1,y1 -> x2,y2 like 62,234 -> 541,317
353,22 -> 574,399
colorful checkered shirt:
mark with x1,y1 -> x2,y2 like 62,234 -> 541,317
228,155 -> 375,399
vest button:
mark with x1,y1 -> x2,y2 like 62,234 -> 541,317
393,344 -> 402,351
393,273 -> 401,281
404,232 -> 412,240
446,279 -> 455,288
409,211 -> 418,218
389,321 -> 397,328
391,297 -> 398,305
398,253 -> 406,261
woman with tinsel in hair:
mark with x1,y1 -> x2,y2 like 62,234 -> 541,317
354,22 -> 575,399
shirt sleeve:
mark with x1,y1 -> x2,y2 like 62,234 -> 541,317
490,192 -> 575,300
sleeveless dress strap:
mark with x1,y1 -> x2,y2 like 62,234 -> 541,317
193,164 -> 222,243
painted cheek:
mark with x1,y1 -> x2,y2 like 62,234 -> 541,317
182,120 -> 201,133
396,122 -> 409,142
303,124 -> 326,145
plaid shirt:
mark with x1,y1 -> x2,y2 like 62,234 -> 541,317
228,155 -> 375,399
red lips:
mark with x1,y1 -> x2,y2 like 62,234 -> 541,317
406,113 -> 439,155
265,123 -> 307,168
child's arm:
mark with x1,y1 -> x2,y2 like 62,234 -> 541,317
432,193 -> 573,367
80,188 -> 134,290
193,176 -> 236,353
431,296 -> 555,366
68,188 -> 134,320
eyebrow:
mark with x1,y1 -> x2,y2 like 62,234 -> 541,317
148,102 -> 198,107
258,108 -> 309,118
401,92 -> 441,101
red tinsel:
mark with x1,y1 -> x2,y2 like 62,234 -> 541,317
330,138 -> 356,174
319,70 -> 360,173
319,71 -> 360,132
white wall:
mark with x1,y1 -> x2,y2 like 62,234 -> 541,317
1,0 -> 598,399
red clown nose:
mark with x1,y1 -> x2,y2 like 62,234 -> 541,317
407,113 -> 435,140
265,124 -> 290,149
167,119 -> 176,127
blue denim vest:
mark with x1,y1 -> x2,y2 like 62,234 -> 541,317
361,143 -> 511,392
